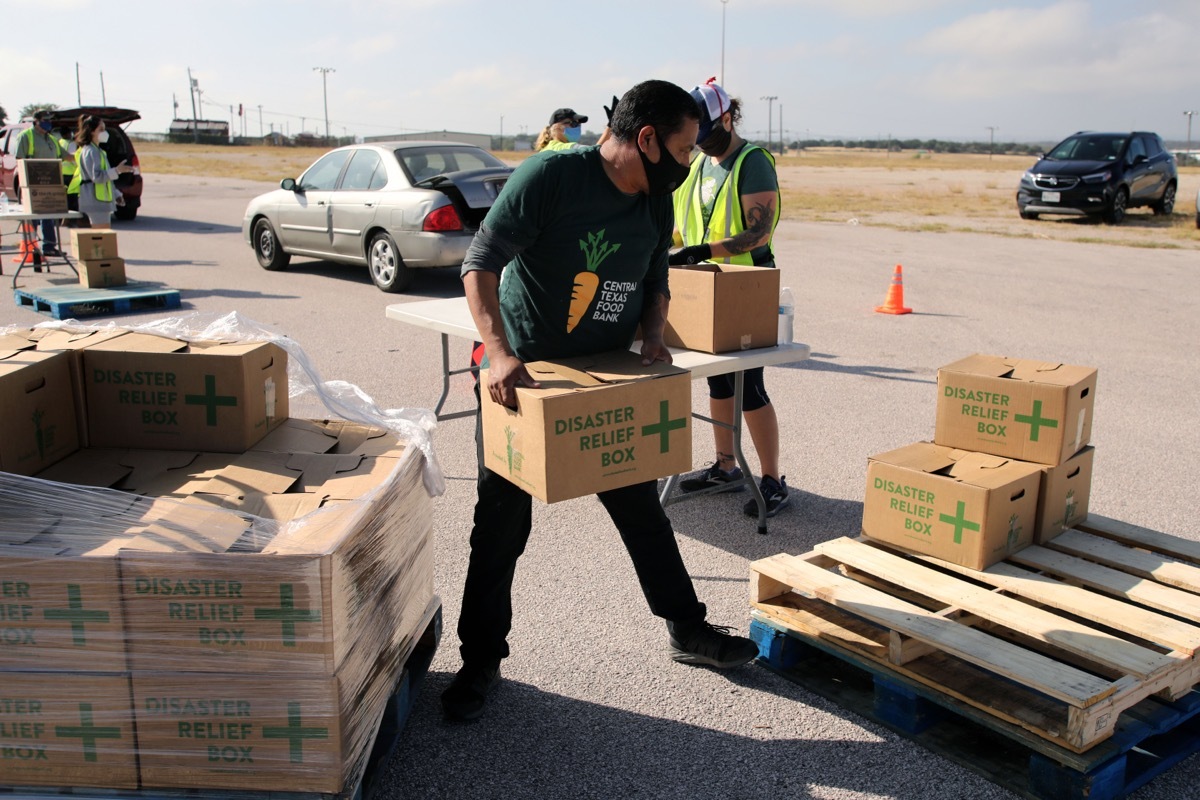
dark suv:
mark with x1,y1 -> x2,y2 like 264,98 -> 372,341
1016,131 -> 1177,224
0,106 -> 143,220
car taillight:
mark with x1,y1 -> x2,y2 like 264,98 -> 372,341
423,205 -> 463,232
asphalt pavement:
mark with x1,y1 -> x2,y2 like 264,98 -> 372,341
1,173 -> 1198,799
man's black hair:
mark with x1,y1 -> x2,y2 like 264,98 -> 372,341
609,80 -> 700,143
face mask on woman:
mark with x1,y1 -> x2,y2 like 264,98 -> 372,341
564,125 -> 582,143
97,130 -> 110,145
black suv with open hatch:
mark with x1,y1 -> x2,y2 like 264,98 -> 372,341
1016,131 -> 1176,224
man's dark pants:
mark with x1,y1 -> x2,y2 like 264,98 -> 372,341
457,389 -> 703,667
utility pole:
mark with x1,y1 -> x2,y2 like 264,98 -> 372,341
313,67 -> 335,144
721,0 -> 729,86
1185,111 -> 1198,164
779,104 -> 784,155
986,126 -> 999,160
258,105 -> 263,138
187,68 -> 199,143
76,62 -> 81,105
500,115 -> 504,151
761,95 -> 777,152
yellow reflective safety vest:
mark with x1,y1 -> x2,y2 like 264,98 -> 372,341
541,140 -> 575,152
59,139 -> 77,177
673,144 -> 780,266
18,126 -> 64,158
68,145 -> 113,201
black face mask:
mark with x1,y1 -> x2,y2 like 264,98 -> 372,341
638,129 -> 691,196
699,121 -> 732,157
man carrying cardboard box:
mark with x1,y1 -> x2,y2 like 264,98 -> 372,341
448,79 -> 758,722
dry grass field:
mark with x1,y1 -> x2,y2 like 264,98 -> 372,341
135,142 -> 1200,250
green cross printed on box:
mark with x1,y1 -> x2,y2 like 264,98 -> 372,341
253,584 -> 322,647
185,374 -> 238,426
939,501 -> 981,545
43,584 -> 111,646
640,400 -> 687,454
261,701 -> 329,763
1013,399 -> 1058,442
55,703 -> 121,762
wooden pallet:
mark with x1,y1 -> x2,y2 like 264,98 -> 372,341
14,281 -> 181,319
0,600 -> 442,800
751,516 -> 1200,754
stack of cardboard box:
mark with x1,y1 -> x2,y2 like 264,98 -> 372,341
0,324 -> 435,793
862,354 -> 1097,570
69,229 -> 126,288
16,160 -> 67,215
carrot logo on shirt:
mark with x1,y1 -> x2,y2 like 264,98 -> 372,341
568,230 -> 621,333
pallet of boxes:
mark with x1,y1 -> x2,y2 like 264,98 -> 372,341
0,321 -> 438,796
749,354 -> 1200,800
69,228 -> 126,288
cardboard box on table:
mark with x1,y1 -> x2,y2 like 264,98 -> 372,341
863,441 -> 1043,570
0,348 -> 79,475
16,159 -> 67,214
0,672 -> 137,789
79,256 -> 127,288
663,263 -> 780,353
82,333 -> 289,452
69,229 -> 119,260
1034,444 -> 1095,544
480,350 -> 691,503
935,354 -> 1097,466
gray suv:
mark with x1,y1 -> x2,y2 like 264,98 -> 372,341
1016,131 -> 1177,224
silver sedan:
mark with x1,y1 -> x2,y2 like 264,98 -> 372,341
243,141 -> 512,292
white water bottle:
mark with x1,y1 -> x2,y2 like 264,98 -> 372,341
777,286 -> 795,344
0,192 -> 8,213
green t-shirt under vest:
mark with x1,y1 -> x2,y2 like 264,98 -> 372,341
484,147 -> 673,362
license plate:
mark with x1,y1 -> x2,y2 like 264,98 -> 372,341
1042,191 -> 1061,203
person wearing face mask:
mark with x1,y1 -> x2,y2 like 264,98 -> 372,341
69,115 -> 133,229
533,107 -> 588,152
670,79 -> 789,519
14,110 -> 74,257
443,79 -> 759,723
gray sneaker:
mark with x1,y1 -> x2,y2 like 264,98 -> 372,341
679,461 -> 746,494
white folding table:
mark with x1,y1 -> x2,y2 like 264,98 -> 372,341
0,209 -> 85,287
386,297 -> 811,532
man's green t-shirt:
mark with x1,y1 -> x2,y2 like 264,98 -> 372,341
483,146 -> 673,362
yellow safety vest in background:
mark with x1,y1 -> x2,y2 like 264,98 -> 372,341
59,139 -> 76,177
541,140 -> 575,152
18,127 -> 64,158
68,146 -> 113,201
673,145 -> 780,266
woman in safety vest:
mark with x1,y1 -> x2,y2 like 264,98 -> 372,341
670,79 -> 789,518
69,115 -> 133,228
533,107 -> 588,152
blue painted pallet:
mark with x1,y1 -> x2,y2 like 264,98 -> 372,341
14,281 -> 181,319
751,613 -> 1200,800
0,601 -> 442,800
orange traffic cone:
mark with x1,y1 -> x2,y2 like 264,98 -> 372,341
12,222 -> 42,265
875,264 -> 912,315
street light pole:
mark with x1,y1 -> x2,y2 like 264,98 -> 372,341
313,67 -> 335,144
1185,111 -> 1198,164
721,0 -> 729,85
761,95 -> 777,152
986,126 -> 998,160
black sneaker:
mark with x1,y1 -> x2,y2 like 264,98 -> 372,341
679,461 -> 745,494
42,245 -> 62,257
667,616 -> 758,669
743,475 -> 790,518
441,662 -> 500,722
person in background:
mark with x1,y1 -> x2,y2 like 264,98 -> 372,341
69,115 -> 133,229
670,78 -> 788,518
58,130 -> 80,221
533,107 -> 588,152
444,79 -> 759,724
14,110 -> 73,255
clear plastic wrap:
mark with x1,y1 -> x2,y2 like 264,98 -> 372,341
0,314 -> 438,794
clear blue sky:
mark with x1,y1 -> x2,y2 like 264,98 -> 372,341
3,0 -> 1198,144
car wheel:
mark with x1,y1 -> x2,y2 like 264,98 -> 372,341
1151,182 -> 1176,216
114,204 -> 137,221
1102,188 -> 1128,225
253,218 -> 290,271
1019,208 -> 1039,220
368,231 -> 412,293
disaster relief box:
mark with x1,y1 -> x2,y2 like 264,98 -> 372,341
663,263 -> 780,353
935,354 -> 1097,466
0,348 -> 79,475
1035,445 -> 1094,544
68,229 -> 119,260
481,350 -> 691,503
16,159 -> 67,214
0,672 -> 137,789
23,326 -> 129,447
78,257 -> 126,288
82,333 -> 289,452
863,441 -> 1043,570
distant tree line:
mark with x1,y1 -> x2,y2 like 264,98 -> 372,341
777,138 -> 1049,155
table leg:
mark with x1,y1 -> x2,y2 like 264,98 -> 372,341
433,333 -> 482,422
10,224 -> 38,289
730,370 -> 769,534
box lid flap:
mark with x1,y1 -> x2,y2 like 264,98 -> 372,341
86,332 -> 188,354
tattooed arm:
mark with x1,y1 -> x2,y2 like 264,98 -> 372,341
707,190 -> 778,258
